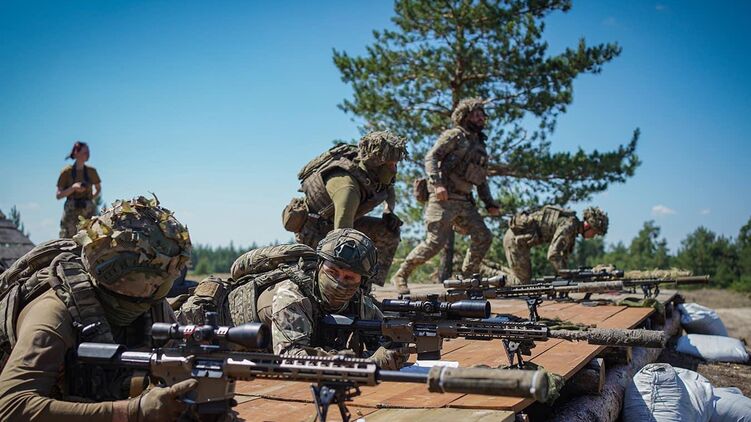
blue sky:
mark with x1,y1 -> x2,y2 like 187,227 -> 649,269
1,0 -> 749,252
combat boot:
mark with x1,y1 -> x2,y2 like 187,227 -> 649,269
390,266 -> 411,295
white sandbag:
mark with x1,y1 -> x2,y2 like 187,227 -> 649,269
676,334 -> 750,363
678,303 -> 729,336
712,387 -> 751,422
623,363 -> 714,422
675,367 -> 715,421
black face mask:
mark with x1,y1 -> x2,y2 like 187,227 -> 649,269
466,120 -> 485,133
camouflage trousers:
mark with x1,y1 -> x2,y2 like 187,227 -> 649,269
296,216 -> 400,288
396,197 -> 492,282
59,198 -> 96,238
503,228 -> 532,285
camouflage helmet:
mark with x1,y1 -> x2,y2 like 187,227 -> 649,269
357,130 -> 407,166
583,207 -> 609,235
316,228 -> 378,280
73,196 -> 192,299
451,97 -> 487,126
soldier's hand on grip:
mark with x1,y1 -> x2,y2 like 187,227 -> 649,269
130,378 -> 199,422
370,346 -> 410,370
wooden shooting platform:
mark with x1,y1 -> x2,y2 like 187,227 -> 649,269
234,285 -> 675,421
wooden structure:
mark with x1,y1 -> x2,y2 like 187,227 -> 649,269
233,284 -> 675,421
0,212 -> 34,271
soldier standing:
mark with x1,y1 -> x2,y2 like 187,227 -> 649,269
503,206 -> 609,284
0,196 -> 195,421
390,98 -> 501,295
283,131 -> 407,289
56,141 -> 102,238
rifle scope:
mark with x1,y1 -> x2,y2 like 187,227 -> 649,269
152,320 -> 270,351
382,299 -> 490,319
443,274 -> 506,290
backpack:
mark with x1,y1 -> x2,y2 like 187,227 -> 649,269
297,143 -> 358,181
228,244 -> 319,325
0,239 -> 115,369
177,244 -> 319,328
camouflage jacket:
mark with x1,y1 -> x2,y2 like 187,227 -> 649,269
264,280 -> 382,356
509,206 -> 581,270
425,126 -> 497,207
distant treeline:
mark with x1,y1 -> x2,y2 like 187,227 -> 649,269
191,217 -> 751,292
552,217 -> 751,291
190,242 -> 258,275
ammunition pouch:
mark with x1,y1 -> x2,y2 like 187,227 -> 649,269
413,178 -> 429,203
282,197 -> 309,233
464,162 -> 487,186
72,199 -> 90,209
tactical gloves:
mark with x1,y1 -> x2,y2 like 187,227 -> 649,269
127,378 -> 199,422
370,346 -> 410,370
382,212 -> 403,233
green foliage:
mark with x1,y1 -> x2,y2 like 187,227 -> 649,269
190,242 -> 258,275
8,206 -> 30,237
675,227 -> 739,289
333,0 -> 640,216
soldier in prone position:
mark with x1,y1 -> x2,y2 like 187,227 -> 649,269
0,196 -> 195,421
390,98 -> 501,295
503,206 -> 609,284
283,131 -> 407,289
177,228 -> 408,370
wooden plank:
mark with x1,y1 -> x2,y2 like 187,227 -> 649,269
362,407 -> 515,422
235,298 -> 662,417
597,306 -> 654,329
233,397 -> 379,421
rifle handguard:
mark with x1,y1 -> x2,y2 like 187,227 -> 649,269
550,328 -> 666,348
426,366 -> 548,402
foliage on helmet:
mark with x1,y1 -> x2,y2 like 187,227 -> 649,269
583,206 -> 609,235
73,195 -> 192,298
357,130 -> 407,166
451,97 -> 486,126
316,228 -> 378,279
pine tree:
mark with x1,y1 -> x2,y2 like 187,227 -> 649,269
334,0 -> 640,277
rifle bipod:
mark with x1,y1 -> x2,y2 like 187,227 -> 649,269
502,339 -> 534,369
524,296 -> 544,322
311,382 -> 361,422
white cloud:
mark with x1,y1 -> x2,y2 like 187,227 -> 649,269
651,204 -> 676,217
700,208 -> 711,215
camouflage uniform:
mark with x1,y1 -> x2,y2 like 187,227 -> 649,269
289,131 -> 407,288
391,98 -> 499,294
57,164 -> 100,238
0,196 -> 193,421
503,206 -> 608,284
178,229 -> 407,368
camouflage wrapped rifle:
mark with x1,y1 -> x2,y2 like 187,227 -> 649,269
77,312 -> 548,421
409,273 -> 710,322
323,313 -> 666,369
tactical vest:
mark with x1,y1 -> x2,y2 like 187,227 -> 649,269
538,206 -> 577,242
439,127 -> 490,195
299,144 -> 390,221
177,244 -> 320,328
0,239 -> 167,401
